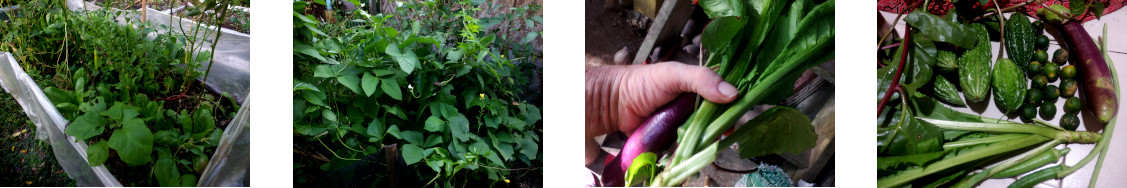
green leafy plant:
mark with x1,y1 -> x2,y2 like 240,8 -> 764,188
293,0 -> 542,187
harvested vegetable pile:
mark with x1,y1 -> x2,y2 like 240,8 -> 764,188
597,0 -> 835,186
876,1 -> 1120,187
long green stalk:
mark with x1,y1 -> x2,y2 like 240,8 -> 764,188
877,134 -> 1050,188
942,134 -> 1027,150
920,118 -> 1101,143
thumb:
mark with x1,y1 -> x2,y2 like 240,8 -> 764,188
657,62 -> 738,104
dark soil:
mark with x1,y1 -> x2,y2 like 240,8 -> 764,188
0,92 -> 76,186
585,0 -> 648,66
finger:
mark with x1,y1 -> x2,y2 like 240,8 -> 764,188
659,62 -> 738,104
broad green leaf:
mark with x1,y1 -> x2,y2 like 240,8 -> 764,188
720,106 -> 817,158
366,119 -> 384,138
192,108 -> 215,135
100,102 -> 139,123
295,41 -> 329,63
520,32 -> 538,44
336,74 -> 362,94
109,119 -> 154,165
381,78 -> 402,100
386,45 -> 418,74
448,114 -> 470,142
1070,0 -> 1089,17
361,73 -> 379,97
399,131 -> 424,144
322,109 -> 338,122
424,116 -> 444,132
625,152 -> 658,186
504,116 -> 526,129
490,131 -> 514,160
65,113 -> 105,140
701,16 -> 748,60
154,155 -> 180,186
313,65 -> 335,78
180,174 -> 197,187
877,110 -> 944,156
700,0 -> 746,18
903,10 -> 978,49
456,65 -> 472,77
424,134 -> 443,147
86,140 -> 109,166
520,136 -> 539,160
877,151 -> 946,172
301,90 -> 328,107
447,49 -> 464,62
402,144 -> 425,165
904,32 -> 936,91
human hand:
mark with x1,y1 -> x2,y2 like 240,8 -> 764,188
584,62 -> 737,163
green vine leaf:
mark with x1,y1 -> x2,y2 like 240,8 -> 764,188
65,112 -> 105,140
153,155 -> 180,186
449,114 -> 470,142
386,45 -> 418,75
337,74 -> 362,94
86,140 -> 109,167
361,72 -> 379,97
402,144 -> 425,165
109,119 -> 154,165
381,78 -> 402,100
424,116 -> 445,132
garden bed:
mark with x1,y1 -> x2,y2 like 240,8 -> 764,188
0,0 -> 250,186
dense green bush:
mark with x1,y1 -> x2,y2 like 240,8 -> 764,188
293,0 -> 542,187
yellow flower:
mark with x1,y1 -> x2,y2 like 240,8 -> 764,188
504,179 -> 510,183
480,93 -> 485,99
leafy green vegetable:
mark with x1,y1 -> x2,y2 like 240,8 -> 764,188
108,120 -> 154,165
903,10 -> 978,48
720,106 -> 816,158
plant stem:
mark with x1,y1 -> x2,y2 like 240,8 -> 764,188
877,134 -> 1050,188
877,29 -> 911,117
969,0 -> 1040,22
656,142 -> 717,187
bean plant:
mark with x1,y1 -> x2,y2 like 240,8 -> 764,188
0,0 -> 241,186
293,0 -> 542,187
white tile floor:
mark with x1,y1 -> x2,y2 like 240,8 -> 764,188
880,9 -> 1127,188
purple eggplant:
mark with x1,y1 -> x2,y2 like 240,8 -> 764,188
600,93 -> 697,186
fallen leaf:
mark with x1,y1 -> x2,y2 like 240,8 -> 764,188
24,181 -> 31,185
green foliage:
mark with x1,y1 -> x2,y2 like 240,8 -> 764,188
720,106 -> 817,158
293,0 -> 542,186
